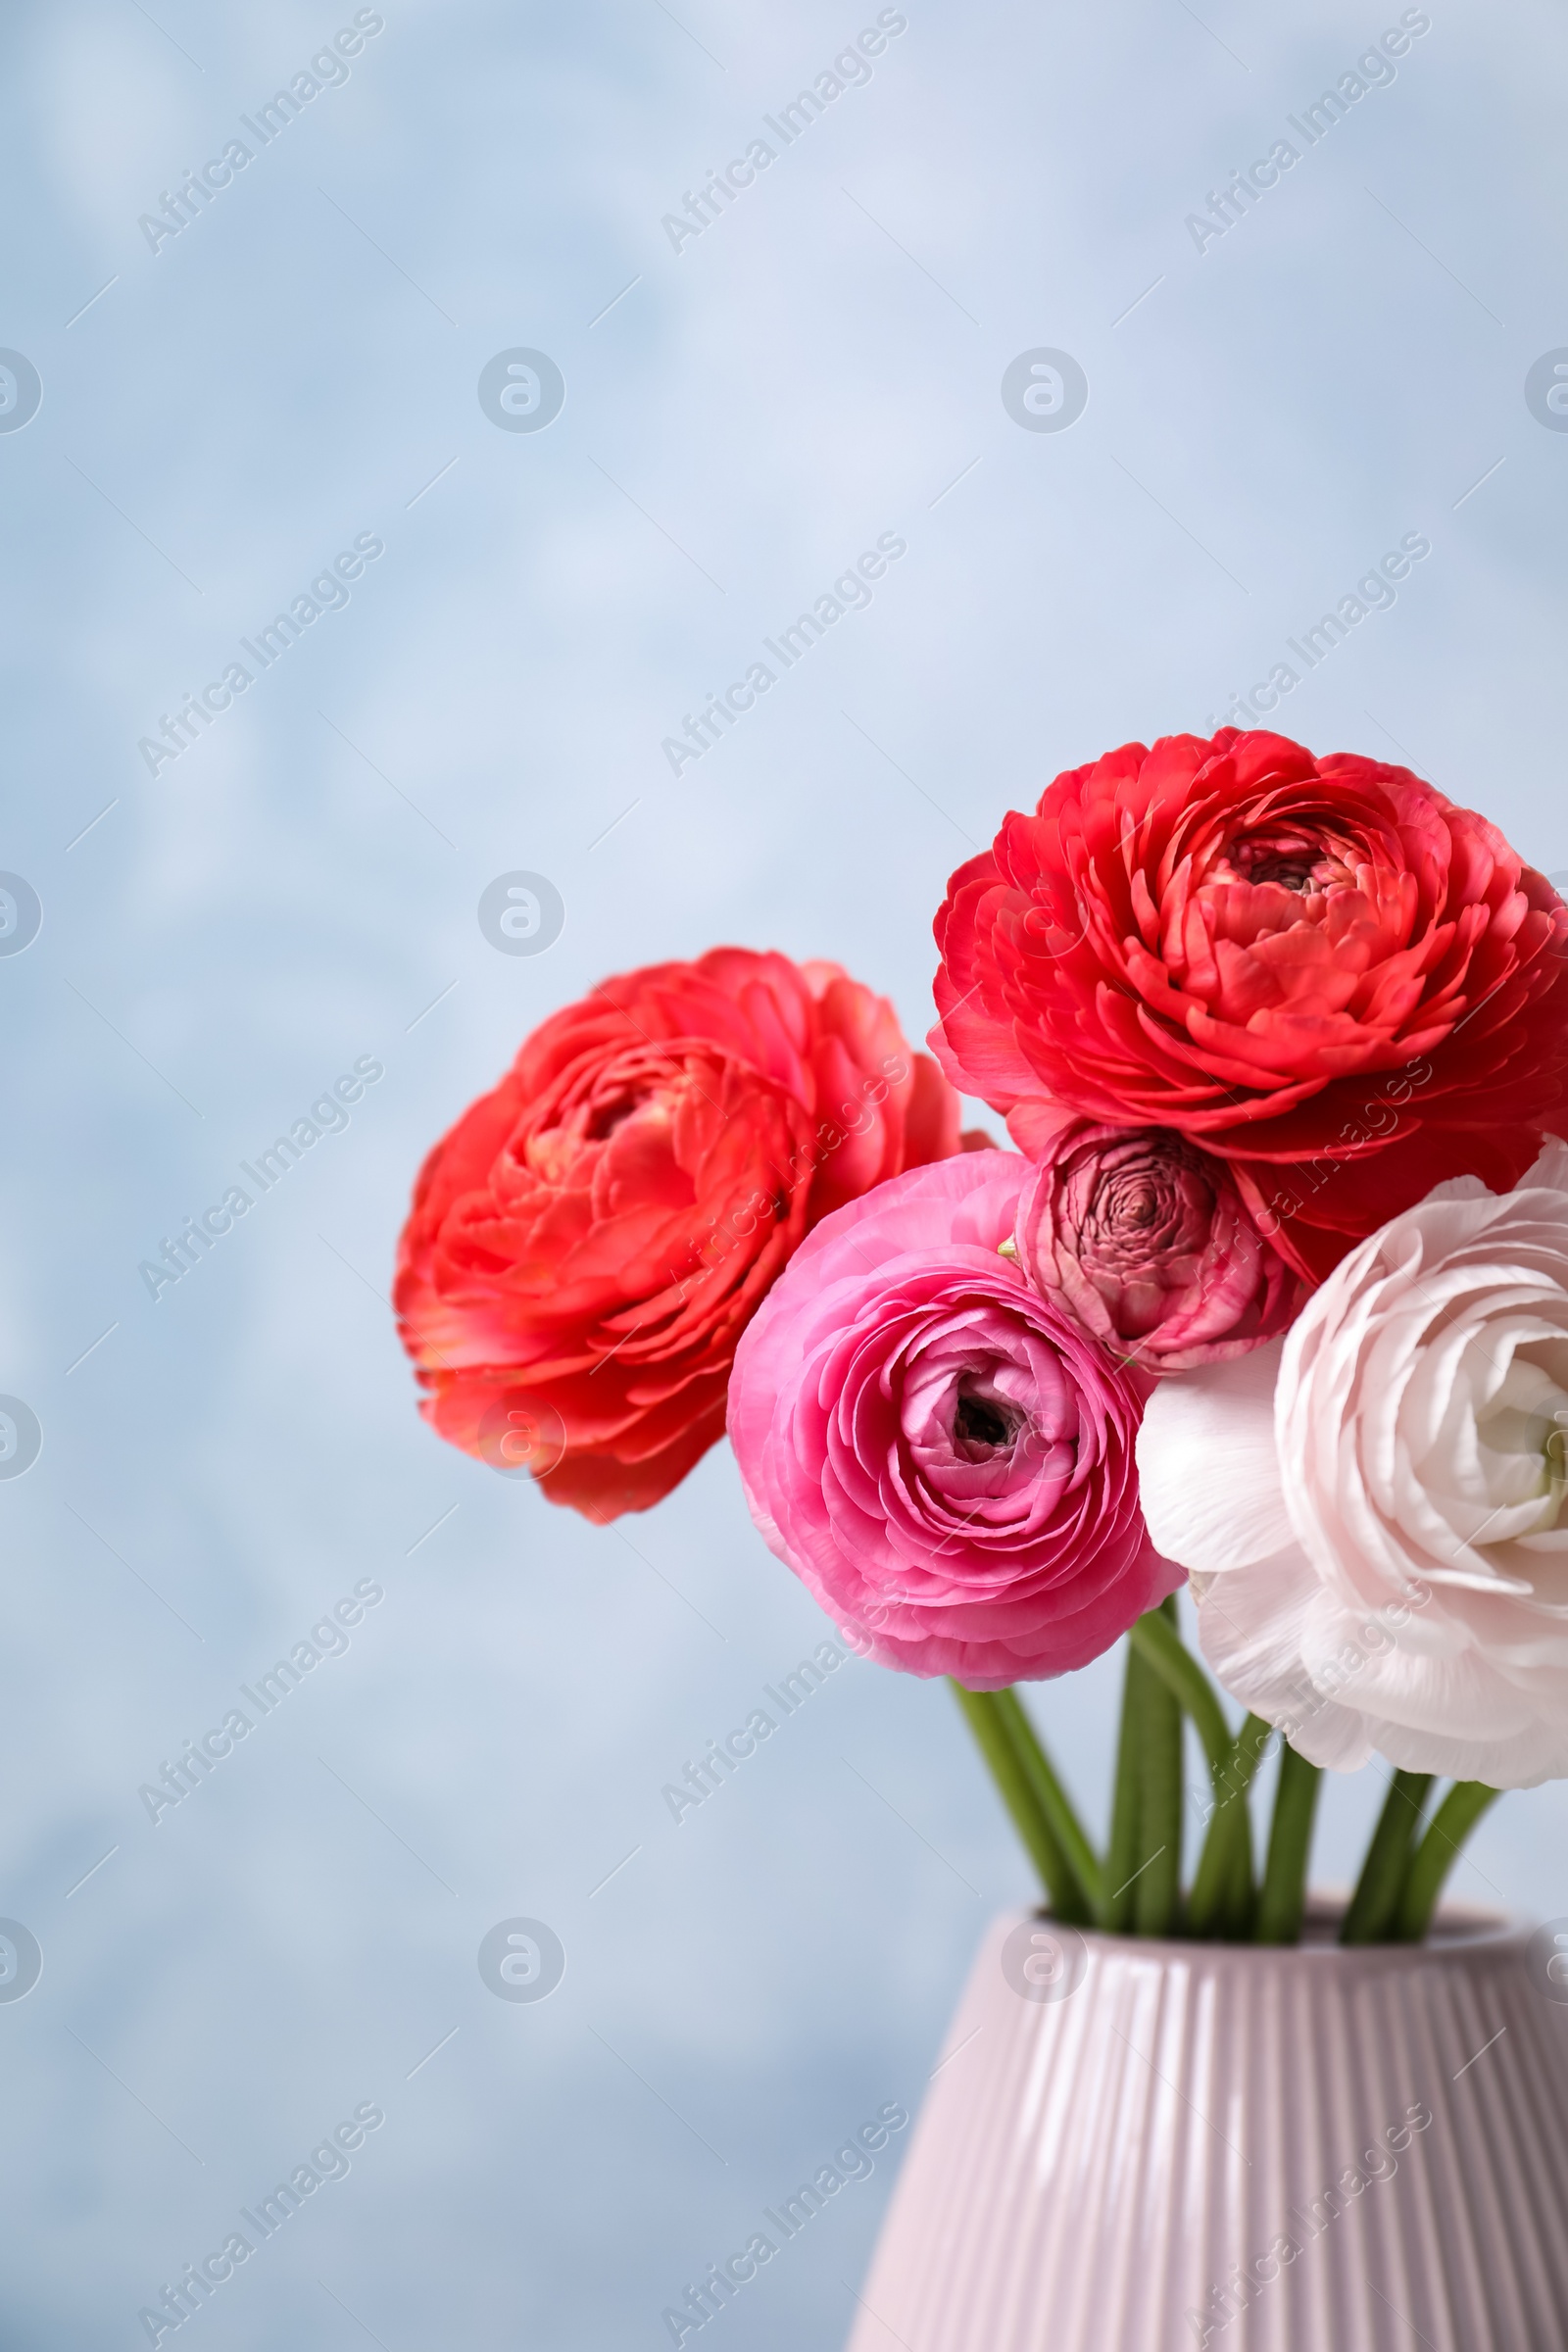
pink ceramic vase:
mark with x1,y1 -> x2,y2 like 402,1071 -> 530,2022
846,1903 -> 1568,2350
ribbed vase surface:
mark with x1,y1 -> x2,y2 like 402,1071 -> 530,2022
846,1903 -> 1568,2350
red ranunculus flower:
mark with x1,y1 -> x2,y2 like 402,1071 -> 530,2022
395,949 -> 963,1521
930,728 -> 1568,1277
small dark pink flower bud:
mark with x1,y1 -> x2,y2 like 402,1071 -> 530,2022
1012,1123 -> 1302,1373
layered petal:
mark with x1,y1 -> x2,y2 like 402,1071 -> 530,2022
1136,1341 -> 1294,1570
1013,1124 -> 1302,1371
730,1152 -> 1182,1687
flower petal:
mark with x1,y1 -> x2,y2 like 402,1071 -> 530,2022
1136,1340 -> 1292,1571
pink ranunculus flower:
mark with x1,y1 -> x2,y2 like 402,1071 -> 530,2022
1136,1140 -> 1568,1788
1010,1116 -> 1304,1374
728,1152 -> 1182,1688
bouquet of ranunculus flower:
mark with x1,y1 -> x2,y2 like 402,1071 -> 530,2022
396,730 -> 1568,1945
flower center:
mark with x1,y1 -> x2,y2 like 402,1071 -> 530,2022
1104,1174 -> 1161,1231
1471,1353 -> 1568,1537
954,1390 -> 1017,1451
1225,829 -> 1325,891
584,1090 -> 648,1142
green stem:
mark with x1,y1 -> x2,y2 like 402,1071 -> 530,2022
1134,1598 -> 1183,1936
992,1688 -> 1103,1919
949,1684 -> 1093,1923
1128,1607 -> 1231,1772
1395,1783 -> 1501,1943
1187,1713 -> 1272,1941
1341,1771 -> 1433,1945
1102,1641 -> 1149,1934
1226,1803 -> 1257,1940
1256,1741 -> 1323,1944
1131,1610 -> 1271,1941
1187,1798 -> 1243,1942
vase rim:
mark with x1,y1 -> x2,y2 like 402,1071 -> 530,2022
1015,1890 -> 1525,1962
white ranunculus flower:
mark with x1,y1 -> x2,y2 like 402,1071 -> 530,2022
1136,1141 -> 1568,1788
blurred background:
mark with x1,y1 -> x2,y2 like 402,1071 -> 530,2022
2,0 -> 1566,2341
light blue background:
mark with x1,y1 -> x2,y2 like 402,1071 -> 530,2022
3,0 -> 1566,2341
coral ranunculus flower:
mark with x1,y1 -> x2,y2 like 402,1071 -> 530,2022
395,949 -> 962,1522
930,729 -> 1568,1278
729,1152 -> 1181,1688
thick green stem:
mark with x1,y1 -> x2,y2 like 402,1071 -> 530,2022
1128,1607 -> 1233,1772
1130,1610 -> 1270,1941
1256,1742 -> 1323,1944
1187,1713 -> 1271,1941
1134,1599 -> 1183,1936
1226,1803 -> 1257,1940
1217,1720 -> 1272,1942
1186,1794 -> 1244,1942
1341,1771 -> 1433,1945
992,1688 -> 1103,1920
1102,1641 -> 1150,1934
949,1684 -> 1093,1923
1395,1783 -> 1501,1943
